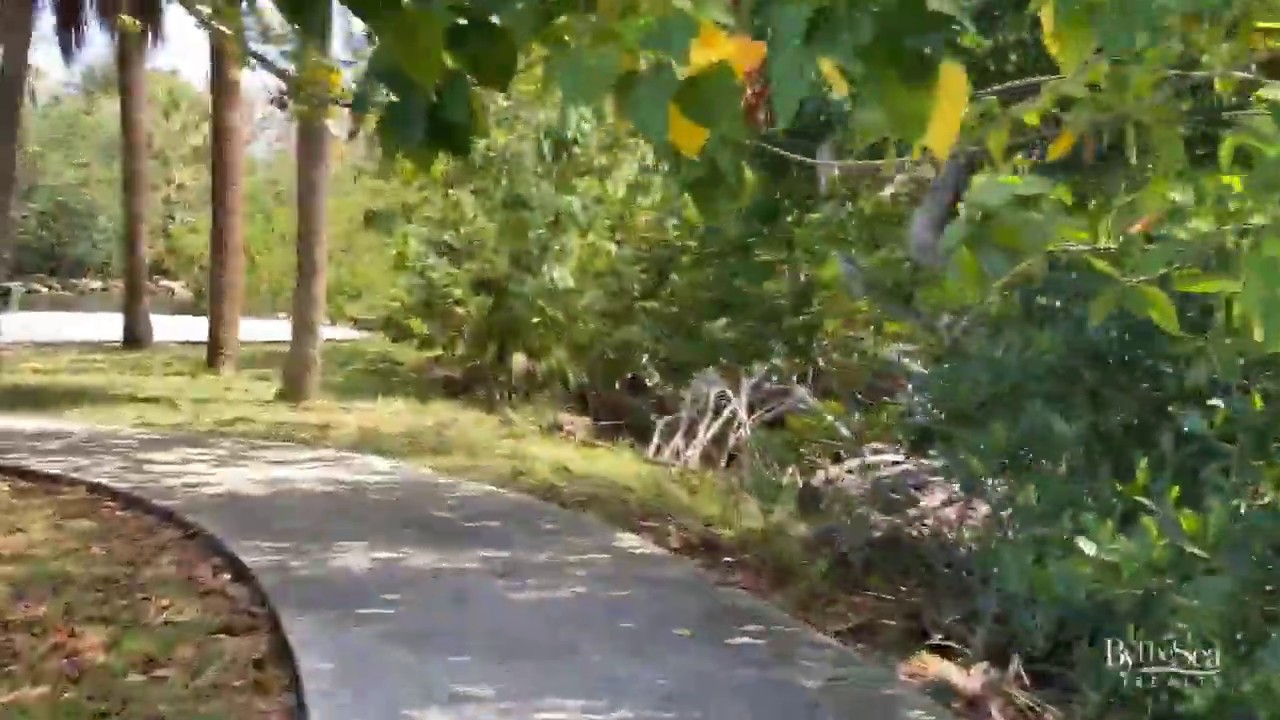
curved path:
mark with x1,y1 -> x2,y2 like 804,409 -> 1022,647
0,416 -> 947,720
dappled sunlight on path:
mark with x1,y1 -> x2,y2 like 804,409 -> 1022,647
0,415 -> 947,720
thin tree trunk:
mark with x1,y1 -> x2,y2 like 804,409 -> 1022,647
116,28 -> 153,348
207,32 -> 245,372
0,0 -> 36,281
280,25 -> 332,402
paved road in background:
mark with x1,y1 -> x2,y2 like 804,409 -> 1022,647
0,311 -> 364,344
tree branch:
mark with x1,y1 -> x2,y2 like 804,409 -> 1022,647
178,1 -> 294,85
752,65 -> 1261,175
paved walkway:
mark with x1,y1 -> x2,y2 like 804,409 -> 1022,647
0,416 -> 947,720
0,311 -> 364,344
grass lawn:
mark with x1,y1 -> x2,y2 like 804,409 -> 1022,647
0,340 -> 916,659
0,474 -> 297,718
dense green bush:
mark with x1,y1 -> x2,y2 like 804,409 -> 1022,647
912,258 -> 1280,716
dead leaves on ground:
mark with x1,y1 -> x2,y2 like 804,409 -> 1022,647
898,651 -> 1060,720
0,475 -> 297,719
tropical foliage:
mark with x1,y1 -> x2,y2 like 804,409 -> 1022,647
11,0 -> 1280,716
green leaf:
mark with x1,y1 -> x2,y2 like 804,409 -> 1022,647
446,17 -> 518,92
641,12 -> 699,59
673,63 -> 747,139
1011,175 -> 1056,196
1039,0 -> 1096,75
862,68 -> 932,143
765,3 -> 816,129
1124,284 -> 1182,335
1242,254 -> 1280,350
1083,254 -> 1122,279
425,69 -> 482,157
621,64 -> 680,145
551,46 -> 626,107
273,0 -> 335,36
1087,286 -> 1121,327
965,175 -> 1018,207
372,61 -> 431,155
1171,270 -> 1242,294
377,8 -> 447,92
947,244 -> 985,303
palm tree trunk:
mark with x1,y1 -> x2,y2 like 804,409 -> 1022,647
206,32 -> 245,372
0,0 -> 36,281
116,27 -> 153,348
280,23 -> 332,402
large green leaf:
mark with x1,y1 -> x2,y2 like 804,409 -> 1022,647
1087,285 -> 1121,327
446,16 -> 519,92
273,0 -> 333,35
1123,284 -> 1182,336
640,11 -> 699,59
619,64 -> 680,146
426,69 -> 484,156
550,46 -> 626,108
377,8 -> 446,92
372,61 -> 430,155
1171,270 -> 1242,294
673,63 -> 747,139
765,3 -> 816,130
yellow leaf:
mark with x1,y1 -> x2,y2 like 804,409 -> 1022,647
920,60 -> 970,161
817,57 -> 849,98
1039,0 -> 1095,74
687,21 -> 766,79
621,52 -> 639,72
1039,1 -> 1064,62
668,102 -> 710,159
1046,129 -> 1077,161
728,36 -> 768,78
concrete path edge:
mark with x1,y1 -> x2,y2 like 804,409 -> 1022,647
0,416 -> 951,720
0,461 -> 311,718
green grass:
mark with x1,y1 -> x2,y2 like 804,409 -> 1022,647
0,340 -> 948,696
0,340 -> 802,578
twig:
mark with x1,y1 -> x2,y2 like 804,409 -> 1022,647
752,64 -> 1260,173
178,1 -> 293,85
178,1 -> 356,109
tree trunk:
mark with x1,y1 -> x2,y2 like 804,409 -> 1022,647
116,28 -> 153,348
0,0 -> 36,281
279,27 -> 332,402
206,32 -> 245,372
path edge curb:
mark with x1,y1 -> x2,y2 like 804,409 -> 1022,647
0,461 -> 310,720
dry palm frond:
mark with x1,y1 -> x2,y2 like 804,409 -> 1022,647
50,0 -> 164,62
898,651 -> 1061,720
52,0 -> 91,61
93,0 -> 164,43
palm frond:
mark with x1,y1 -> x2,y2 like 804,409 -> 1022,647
52,0 -> 91,62
51,0 -> 164,62
93,0 -> 165,45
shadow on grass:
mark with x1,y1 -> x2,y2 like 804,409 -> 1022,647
235,342 -> 432,403
0,383 -> 177,412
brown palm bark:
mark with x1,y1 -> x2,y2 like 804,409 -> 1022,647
206,31 -> 245,372
0,0 -> 36,281
279,27 -> 332,402
116,27 -> 153,349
